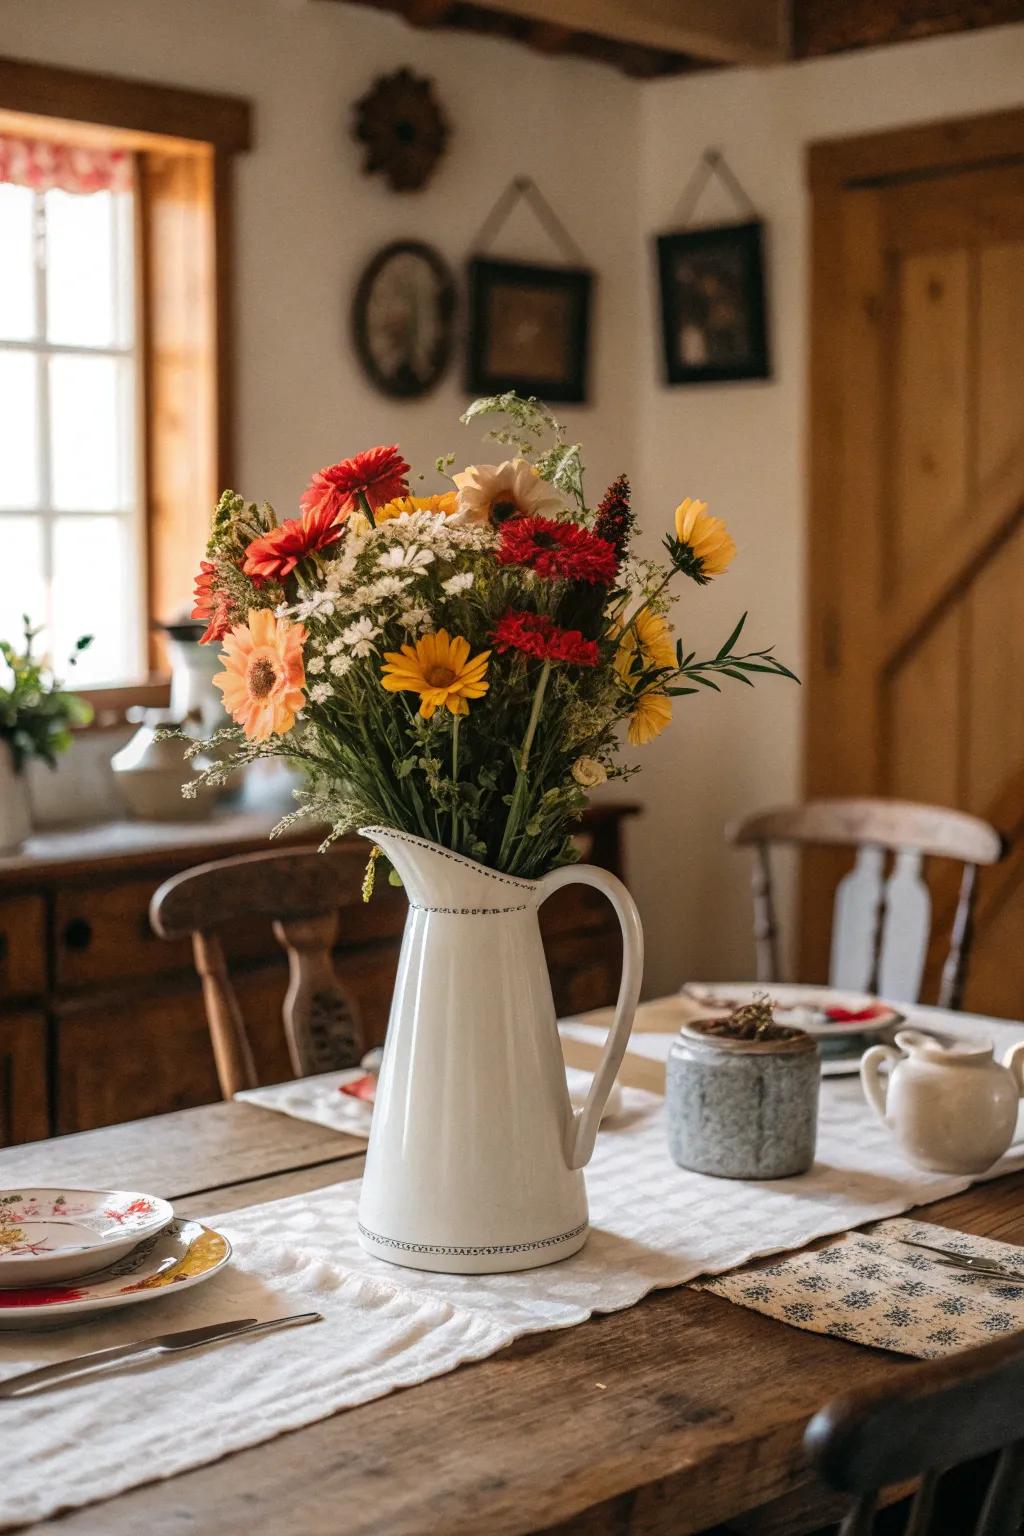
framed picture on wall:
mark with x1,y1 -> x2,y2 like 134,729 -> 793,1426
352,240 -> 456,400
466,257 -> 592,404
656,221 -> 770,385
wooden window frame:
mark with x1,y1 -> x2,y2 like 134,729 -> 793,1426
0,57 -> 252,722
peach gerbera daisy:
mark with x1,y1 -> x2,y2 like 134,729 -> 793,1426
374,493 -> 459,523
452,459 -> 561,527
672,498 -> 736,581
213,609 -> 307,741
380,629 -> 490,719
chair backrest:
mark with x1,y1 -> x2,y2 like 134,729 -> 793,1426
150,846 -> 367,1099
805,1331 -> 1024,1536
727,798 -> 1004,1009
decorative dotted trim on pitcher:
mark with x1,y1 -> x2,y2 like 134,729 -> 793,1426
409,902 -> 529,916
359,826 -> 537,892
358,1220 -> 588,1258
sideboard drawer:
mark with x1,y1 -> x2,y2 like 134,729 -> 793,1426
0,1009 -> 48,1146
55,880 -> 191,988
0,894 -> 46,999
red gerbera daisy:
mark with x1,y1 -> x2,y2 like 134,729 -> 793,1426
300,444 -> 410,522
495,516 -> 617,586
191,560 -> 232,645
492,610 -> 600,667
243,504 -> 344,583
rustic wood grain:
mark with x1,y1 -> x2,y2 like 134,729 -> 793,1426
7,1097 -> 1024,1534
0,1100 -> 362,1198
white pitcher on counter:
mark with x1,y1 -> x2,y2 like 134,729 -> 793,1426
356,826 -> 643,1275
861,1028 -> 1024,1174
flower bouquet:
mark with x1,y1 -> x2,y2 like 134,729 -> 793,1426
188,392 -> 794,1275
188,393 -> 794,884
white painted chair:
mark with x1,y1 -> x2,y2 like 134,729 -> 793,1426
727,798 -> 1004,1009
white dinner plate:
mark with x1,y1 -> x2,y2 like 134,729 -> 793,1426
681,982 -> 908,1076
0,1188 -> 175,1287
0,1218 -> 231,1330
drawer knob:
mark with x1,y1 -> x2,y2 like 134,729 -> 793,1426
63,918 -> 93,951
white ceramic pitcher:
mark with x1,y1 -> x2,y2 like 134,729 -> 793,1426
357,826 -> 643,1274
861,1027 -> 1024,1174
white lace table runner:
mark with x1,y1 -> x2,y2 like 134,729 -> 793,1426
5,1007 -> 1024,1529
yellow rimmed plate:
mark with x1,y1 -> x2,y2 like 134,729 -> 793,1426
0,1219 -> 231,1330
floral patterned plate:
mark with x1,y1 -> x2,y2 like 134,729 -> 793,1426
0,1188 -> 174,1287
0,1218 -> 231,1329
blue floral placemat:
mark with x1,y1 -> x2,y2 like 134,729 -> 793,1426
697,1218 -> 1024,1357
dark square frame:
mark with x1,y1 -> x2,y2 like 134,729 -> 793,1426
466,257 -> 593,404
656,220 -> 770,385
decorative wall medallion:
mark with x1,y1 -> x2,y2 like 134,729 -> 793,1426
352,240 -> 456,399
352,68 -> 449,193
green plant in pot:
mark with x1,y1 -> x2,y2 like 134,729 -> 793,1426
0,618 -> 93,852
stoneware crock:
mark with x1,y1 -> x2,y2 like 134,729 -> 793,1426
861,1027 -> 1024,1174
356,827 -> 643,1275
666,1018 -> 821,1179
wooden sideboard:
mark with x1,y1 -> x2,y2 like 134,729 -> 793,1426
0,804 -> 637,1145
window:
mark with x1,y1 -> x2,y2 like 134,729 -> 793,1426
0,162 -> 143,686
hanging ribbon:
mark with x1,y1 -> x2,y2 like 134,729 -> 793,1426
469,175 -> 589,266
670,148 -> 758,228
0,134 -> 132,196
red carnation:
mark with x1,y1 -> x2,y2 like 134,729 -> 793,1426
492,610 -> 600,667
243,504 -> 344,583
191,560 -> 232,645
496,516 -> 617,586
300,444 -> 410,522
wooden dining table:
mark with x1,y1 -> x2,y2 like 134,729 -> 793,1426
4,1031 -> 1024,1536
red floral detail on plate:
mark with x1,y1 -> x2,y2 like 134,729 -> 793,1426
0,1285 -> 88,1308
340,1075 -> 377,1103
825,1005 -> 888,1024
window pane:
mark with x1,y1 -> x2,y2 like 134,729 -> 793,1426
50,354 -> 134,511
0,351 -> 40,509
45,188 -> 129,348
52,516 -> 136,684
0,184 -> 36,342
0,517 -> 46,655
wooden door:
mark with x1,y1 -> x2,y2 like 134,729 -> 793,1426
805,112 -> 1024,1014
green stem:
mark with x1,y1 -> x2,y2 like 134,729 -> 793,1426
357,489 -> 376,527
450,713 -> 460,851
498,660 -> 551,867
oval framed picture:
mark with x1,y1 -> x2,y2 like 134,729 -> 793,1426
352,240 -> 456,399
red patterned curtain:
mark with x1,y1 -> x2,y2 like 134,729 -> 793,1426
0,134 -> 132,195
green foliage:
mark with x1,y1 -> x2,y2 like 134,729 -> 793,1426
0,618 -> 93,772
460,393 -> 586,509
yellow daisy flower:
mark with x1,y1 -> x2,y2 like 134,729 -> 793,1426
673,498 -> 736,578
380,629 -> 491,720
213,609 -> 307,742
374,493 -> 459,523
614,607 -> 675,684
628,690 -> 672,746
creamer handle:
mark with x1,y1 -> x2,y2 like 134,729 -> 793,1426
860,1044 -> 899,1125
1003,1041 -> 1024,1094
538,863 -> 643,1171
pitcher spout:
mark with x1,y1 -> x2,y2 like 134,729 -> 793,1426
359,825 -> 538,912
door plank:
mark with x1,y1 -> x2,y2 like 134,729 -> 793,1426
978,241 -> 1024,493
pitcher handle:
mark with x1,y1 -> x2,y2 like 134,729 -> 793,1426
538,863 -> 644,1171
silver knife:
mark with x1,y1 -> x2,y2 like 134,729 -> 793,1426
900,1239 -> 1024,1282
0,1311 -> 322,1398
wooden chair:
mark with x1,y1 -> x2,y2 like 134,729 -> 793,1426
726,798 -> 1004,1010
150,847 -> 366,1099
804,1330 -> 1024,1535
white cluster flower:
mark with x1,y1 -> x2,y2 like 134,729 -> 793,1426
397,602 -> 432,635
330,654 -> 354,679
442,571 -> 474,596
308,682 -> 332,705
326,636 -> 346,656
307,655 -> 326,676
377,544 -> 434,573
369,574 -> 411,599
571,756 -> 608,788
295,589 -> 337,621
339,616 -> 380,658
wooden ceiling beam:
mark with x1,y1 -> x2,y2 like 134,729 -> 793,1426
461,0 -> 788,63
794,0 -> 1024,58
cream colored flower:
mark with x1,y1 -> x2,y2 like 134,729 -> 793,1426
452,459 -> 562,526
572,756 -> 607,788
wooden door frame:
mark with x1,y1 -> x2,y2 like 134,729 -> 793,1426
801,107 -> 1024,979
